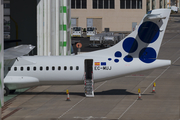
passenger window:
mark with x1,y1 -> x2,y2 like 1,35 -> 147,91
8,67 -> 11,71
27,67 -> 30,71
70,66 -> 73,70
76,66 -> 79,70
64,66 -> 67,70
21,67 -> 23,71
46,66 -> 49,70
14,67 -> 17,71
58,66 -> 61,70
40,66 -> 43,71
52,66 -> 55,70
33,67 -> 36,71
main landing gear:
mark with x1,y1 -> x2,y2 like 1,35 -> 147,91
4,86 -> 16,96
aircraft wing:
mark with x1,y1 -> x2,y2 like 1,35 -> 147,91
4,45 -> 35,77
4,45 -> 35,60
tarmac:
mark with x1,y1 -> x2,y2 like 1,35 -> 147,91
2,15 -> 180,120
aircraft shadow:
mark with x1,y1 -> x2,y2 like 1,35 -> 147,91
15,89 -> 152,97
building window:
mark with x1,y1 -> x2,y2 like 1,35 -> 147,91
93,0 -> 97,9
76,0 -> 81,8
82,0 -> 87,8
40,66 -> 43,71
110,0 -> 114,9
71,0 -> 87,9
132,0 -> 136,9
71,0 -> 75,8
93,0 -> 114,9
58,66 -> 61,70
137,0 -> 142,9
98,0 -> 103,9
126,0 -> 130,9
120,0 -> 125,9
104,0 -> 108,9
120,0 -> 142,9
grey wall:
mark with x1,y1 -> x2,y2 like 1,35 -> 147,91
10,0 -> 37,54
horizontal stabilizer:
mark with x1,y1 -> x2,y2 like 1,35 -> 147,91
147,14 -> 166,20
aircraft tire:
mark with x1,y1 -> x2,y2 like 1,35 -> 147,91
4,86 -> 9,96
10,90 -> 16,94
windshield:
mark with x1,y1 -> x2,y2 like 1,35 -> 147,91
87,27 -> 94,31
73,27 -> 81,31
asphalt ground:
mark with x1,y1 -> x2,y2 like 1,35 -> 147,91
2,16 -> 180,120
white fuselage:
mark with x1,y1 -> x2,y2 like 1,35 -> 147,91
4,55 -> 170,90
4,9 -> 172,90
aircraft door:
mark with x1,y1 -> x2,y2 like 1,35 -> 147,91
85,59 -> 93,79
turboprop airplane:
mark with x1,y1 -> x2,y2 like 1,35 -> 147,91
4,9 -> 171,97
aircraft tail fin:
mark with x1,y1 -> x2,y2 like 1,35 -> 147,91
81,9 -> 171,64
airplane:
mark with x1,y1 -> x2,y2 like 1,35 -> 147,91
4,9 -> 171,97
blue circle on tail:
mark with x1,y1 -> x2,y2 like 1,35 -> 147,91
124,55 -> 133,62
114,59 -> 119,63
139,47 -> 157,63
114,51 -> 122,57
123,37 -> 138,53
138,21 -> 160,43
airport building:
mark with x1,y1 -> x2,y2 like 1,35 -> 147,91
71,0 -> 180,33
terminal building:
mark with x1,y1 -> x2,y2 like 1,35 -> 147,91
71,0 -> 180,33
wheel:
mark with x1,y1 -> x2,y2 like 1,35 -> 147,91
10,90 -> 16,94
4,85 -> 10,96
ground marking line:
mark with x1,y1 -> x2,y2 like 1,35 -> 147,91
58,81 -> 107,119
118,100 -> 137,119
95,81 -> 107,91
58,97 -> 85,119
118,56 -> 180,119
74,116 -> 106,120
162,33 -> 179,46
